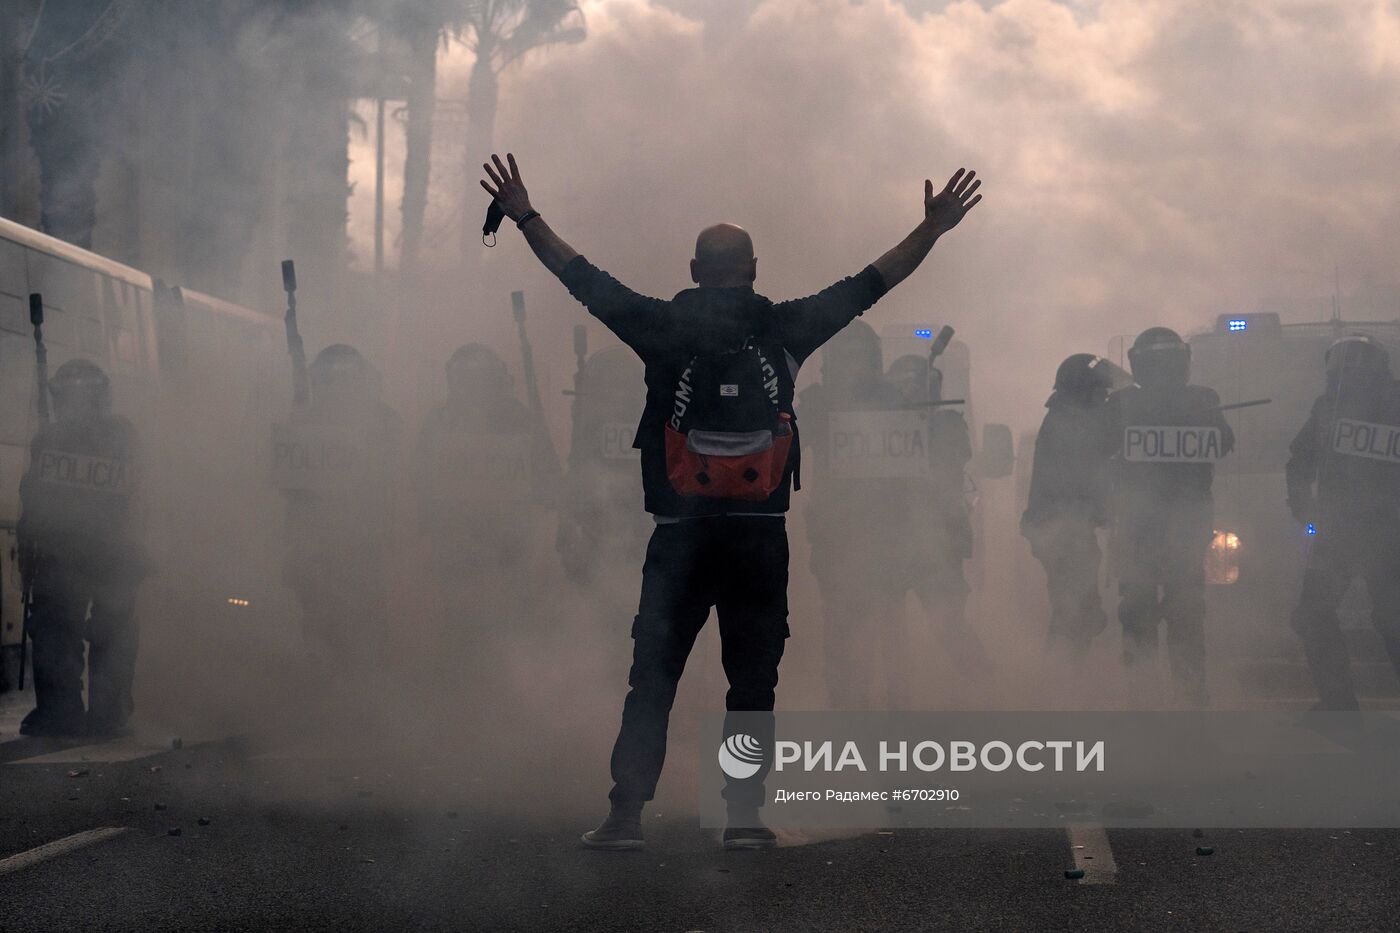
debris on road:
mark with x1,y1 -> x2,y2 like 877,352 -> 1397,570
168,828 -> 182,837
1064,868 -> 1086,879
67,769 -> 90,778
1196,846 -> 1214,856
198,817 -> 211,826
172,738 -> 183,750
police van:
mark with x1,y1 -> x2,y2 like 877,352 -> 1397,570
0,215 -> 286,692
1132,313 -> 1400,699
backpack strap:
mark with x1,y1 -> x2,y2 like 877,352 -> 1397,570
772,345 -> 802,492
791,418 -> 802,492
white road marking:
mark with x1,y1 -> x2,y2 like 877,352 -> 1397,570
0,827 -> 131,877
8,738 -> 167,765
1067,823 -> 1118,885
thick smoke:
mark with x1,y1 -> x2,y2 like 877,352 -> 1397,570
9,0 -> 1400,817
401,0 -> 1400,430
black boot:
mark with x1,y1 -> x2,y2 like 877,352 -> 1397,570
723,808 -> 776,850
581,802 -> 645,850
19,703 -> 86,738
85,709 -> 134,738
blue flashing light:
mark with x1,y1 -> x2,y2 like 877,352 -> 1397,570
1227,319 -> 1248,332
1306,523 -> 1317,536
914,328 -> 933,339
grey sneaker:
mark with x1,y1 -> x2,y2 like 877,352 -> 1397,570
723,823 -> 777,850
581,811 -> 645,851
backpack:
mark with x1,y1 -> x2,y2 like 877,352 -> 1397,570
663,340 -> 797,500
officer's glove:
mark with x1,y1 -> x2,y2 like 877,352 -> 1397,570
555,519 -> 594,585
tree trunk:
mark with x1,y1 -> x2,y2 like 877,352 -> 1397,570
0,1 -> 44,225
399,23 -> 438,280
459,46 -> 498,260
0,5 -> 28,221
27,72 -> 103,249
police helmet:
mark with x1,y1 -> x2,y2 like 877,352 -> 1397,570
886,354 -> 946,404
584,347 -> 644,400
1127,327 -> 1190,389
822,320 -> 883,384
1324,336 -> 1390,382
445,343 -> 512,400
310,344 -> 369,384
309,344 -> 380,405
1054,353 -> 1115,393
49,358 -> 111,414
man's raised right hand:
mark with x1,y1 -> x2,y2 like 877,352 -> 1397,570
481,153 -> 534,222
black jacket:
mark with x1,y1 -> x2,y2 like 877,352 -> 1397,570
560,256 -> 887,517
1104,383 -> 1234,505
18,414 -> 144,576
1023,394 -> 1112,529
1286,379 -> 1400,528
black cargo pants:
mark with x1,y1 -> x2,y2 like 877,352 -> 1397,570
27,560 -> 139,731
1290,522 -> 1400,709
608,516 -> 789,811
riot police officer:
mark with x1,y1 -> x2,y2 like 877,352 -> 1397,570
886,354 -> 991,683
801,321 -> 908,709
1021,354 -> 1115,657
282,345 -> 398,670
1105,328 -> 1234,706
19,360 -> 147,737
555,346 -> 650,588
414,343 -> 550,655
1286,336 -> 1400,710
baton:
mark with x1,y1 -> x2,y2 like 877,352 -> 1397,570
281,260 -> 309,407
928,325 -> 955,363
1210,398 -> 1272,413
19,294 -> 49,690
897,398 -> 967,409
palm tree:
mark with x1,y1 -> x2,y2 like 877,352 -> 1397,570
18,0 -> 134,248
449,0 -> 584,258
384,4 -> 451,281
0,3 -> 41,221
0,3 -> 38,221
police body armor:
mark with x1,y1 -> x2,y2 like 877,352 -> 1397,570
416,394 -> 537,574
1110,383 -> 1229,505
1287,348 -> 1400,535
800,387 -> 912,589
21,417 -> 143,575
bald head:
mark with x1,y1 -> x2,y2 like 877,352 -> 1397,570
691,223 -> 757,288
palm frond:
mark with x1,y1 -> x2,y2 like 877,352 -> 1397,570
497,0 -> 583,66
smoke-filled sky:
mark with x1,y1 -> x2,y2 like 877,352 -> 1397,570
352,0 -> 1400,430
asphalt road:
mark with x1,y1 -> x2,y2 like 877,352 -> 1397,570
3,699 -> 1399,933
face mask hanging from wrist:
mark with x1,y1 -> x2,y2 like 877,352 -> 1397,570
483,199 -> 505,247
